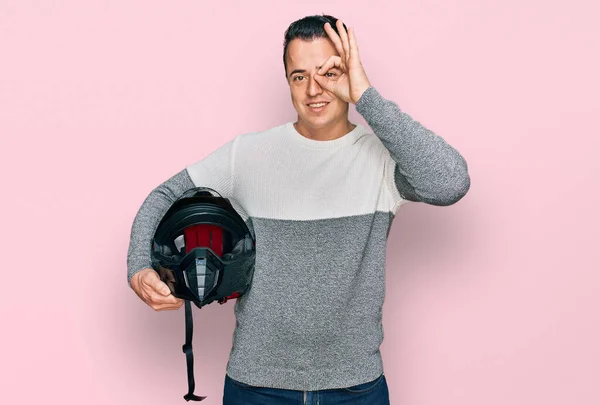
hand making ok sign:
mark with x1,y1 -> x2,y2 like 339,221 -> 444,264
313,20 -> 373,105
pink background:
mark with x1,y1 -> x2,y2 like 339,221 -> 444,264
1,0 -> 598,404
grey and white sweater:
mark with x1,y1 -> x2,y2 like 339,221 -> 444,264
127,86 -> 470,390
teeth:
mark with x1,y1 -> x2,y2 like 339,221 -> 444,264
308,103 -> 327,107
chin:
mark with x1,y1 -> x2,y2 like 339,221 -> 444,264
300,114 -> 335,128
306,121 -> 332,130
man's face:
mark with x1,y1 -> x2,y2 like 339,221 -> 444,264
285,37 -> 348,131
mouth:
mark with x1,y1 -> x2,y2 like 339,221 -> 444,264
306,102 -> 329,113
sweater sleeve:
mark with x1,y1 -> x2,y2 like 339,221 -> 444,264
126,137 -> 237,287
355,87 -> 470,206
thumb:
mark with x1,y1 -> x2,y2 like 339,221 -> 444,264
156,281 -> 171,296
147,271 -> 171,296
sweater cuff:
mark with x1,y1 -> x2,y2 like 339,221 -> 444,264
355,86 -> 389,120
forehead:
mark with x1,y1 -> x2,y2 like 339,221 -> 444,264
286,37 -> 339,70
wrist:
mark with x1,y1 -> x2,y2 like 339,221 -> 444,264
352,83 -> 372,104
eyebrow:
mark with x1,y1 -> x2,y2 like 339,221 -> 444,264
288,69 -> 308,78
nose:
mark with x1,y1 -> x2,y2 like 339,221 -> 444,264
307,74 -> 323,97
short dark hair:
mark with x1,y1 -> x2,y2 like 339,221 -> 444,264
282,14 -> 347,76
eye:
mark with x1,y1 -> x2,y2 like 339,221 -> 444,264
293,75 -> 305,82
325,72 -> 337,77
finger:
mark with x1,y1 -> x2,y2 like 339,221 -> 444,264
348,26 -> 360,61
323,22 -> 346,61
142,270 -> 171,296
150,296 -> 184,309
317,55 -> 343,75
153,296 -> 185,311
336,20 -> 350,63
151,300 -> 184,311
144,286 -> 182,306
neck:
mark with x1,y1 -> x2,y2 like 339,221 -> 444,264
294,118 -> 356,141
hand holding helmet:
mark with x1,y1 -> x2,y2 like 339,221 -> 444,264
131,267 -> 184,311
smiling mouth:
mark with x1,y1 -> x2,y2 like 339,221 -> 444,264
307,102 -> 328,107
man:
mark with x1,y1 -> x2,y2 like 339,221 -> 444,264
127,14 -> 470,405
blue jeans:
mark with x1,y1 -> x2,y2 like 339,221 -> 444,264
223,373 -> 390,405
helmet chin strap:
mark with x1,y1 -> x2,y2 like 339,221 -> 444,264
182,299 -> 206,401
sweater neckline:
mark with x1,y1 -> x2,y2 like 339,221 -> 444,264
285,122 -> 363,149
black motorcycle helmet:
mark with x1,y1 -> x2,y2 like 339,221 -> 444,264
151,187 -> 256,401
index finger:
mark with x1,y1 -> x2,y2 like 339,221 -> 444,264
323,22 -> 346,60
317,55 -> 343,75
